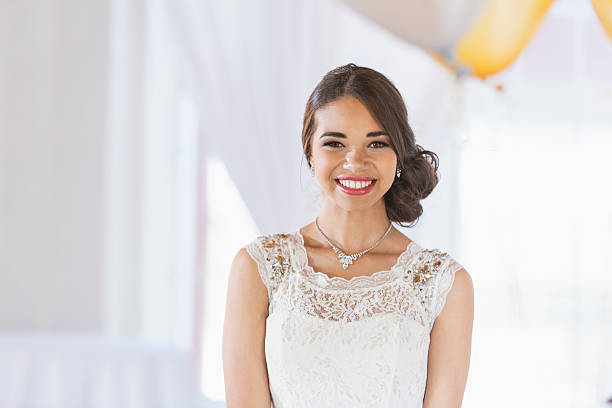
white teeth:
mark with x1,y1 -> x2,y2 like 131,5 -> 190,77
338,179 -> 373,189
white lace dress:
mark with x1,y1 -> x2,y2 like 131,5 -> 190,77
244,231 -> 463,408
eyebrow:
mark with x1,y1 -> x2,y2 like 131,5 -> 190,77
319,131 -> 388,139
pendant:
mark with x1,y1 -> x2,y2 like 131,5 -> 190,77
338,253 -> 354,270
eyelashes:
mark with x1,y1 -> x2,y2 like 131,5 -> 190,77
323,141 -> 389,149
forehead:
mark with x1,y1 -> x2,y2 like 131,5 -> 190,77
314,96 -> 382,132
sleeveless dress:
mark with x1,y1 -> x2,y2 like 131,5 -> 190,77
244,231 -> 464,408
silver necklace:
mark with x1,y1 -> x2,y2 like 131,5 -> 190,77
315,217 -> 393,270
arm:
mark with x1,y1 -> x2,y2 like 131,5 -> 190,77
423,268 -> 474,408
222,248 -> 272,408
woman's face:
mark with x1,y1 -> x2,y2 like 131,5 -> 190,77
310,95 -> 397,211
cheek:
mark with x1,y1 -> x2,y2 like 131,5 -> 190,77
314,149 -> 339,168
378,152 -> 398,172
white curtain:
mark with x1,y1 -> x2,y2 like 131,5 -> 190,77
0,0 -> 206,406
104,0 -> 199,348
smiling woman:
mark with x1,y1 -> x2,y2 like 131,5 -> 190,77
223,63 -> 474,408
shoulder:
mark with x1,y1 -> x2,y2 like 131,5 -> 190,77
231,234 -> 282,291
229,247 -> 262,288
417,247 -> 472,324
429,264 -> 474,345
226,247 -> 269,319
439,264 -> 473,313
242,232 -> 295,292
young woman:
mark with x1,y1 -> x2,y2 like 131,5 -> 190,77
223,63 -> 474,408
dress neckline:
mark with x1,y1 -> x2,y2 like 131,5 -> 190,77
293,231 -> 421,290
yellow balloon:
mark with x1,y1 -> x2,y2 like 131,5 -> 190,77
592,0 -> 612,44
456,0 -> 556,79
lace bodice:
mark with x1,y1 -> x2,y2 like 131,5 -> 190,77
244,231 -> 463,408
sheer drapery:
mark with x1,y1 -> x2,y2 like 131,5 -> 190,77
103,0 -> 199,348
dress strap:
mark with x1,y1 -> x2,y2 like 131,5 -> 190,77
429,254 -> 465,327
244,233 -> 293,301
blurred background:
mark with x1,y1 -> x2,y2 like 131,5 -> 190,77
1,0 -> 612,406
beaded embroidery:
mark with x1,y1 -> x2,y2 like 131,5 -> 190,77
406,249 -> 448,288
260,233 -> 292,291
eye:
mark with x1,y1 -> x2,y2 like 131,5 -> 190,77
370,141 -> 389,148
323,141 -> 343,148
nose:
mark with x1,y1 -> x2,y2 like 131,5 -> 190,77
343,148 -> 367,171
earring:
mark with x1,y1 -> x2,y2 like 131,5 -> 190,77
396,168 -> 402,178
310,163 -> 315,175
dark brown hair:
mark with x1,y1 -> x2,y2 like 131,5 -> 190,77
301,63 -> 439,227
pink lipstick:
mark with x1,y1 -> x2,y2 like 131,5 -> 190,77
334,177 -> 377,195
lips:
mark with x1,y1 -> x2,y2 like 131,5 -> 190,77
334,178 -> 377,195
336,176 -> 376,181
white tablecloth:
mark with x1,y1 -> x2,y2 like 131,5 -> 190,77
0,333 -> 223,408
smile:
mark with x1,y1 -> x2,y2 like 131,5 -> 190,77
334,178 -> 377,195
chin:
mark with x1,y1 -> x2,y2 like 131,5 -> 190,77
333,192 -> 383,209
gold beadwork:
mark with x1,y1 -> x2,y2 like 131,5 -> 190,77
271,255 -> 290,282
260,233 -> 292,290
406,249 -> 448,289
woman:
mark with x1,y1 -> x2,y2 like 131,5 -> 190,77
223,63 -> 474,408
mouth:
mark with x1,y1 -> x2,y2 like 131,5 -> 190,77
334,178 -> 377,195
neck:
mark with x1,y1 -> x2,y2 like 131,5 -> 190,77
315,198 -> 393,253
